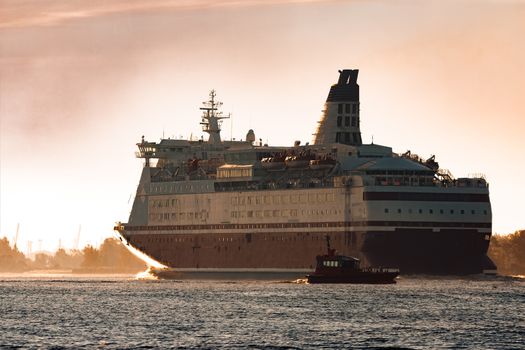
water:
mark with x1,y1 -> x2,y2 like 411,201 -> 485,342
1,274 -> 523,349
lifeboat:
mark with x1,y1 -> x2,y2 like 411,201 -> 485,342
261,154 -> 286,171
285,150 -> 316,169
309,155 -> 336,170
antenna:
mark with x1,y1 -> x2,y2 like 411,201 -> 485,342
27,241 -> 32,257
74,225 -> 81,250
13,223 -> 20,250
230,112 -> 233,141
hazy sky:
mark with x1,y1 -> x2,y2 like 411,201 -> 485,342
1,0 -> 524,252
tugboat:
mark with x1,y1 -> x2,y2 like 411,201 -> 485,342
306,236 -> 400,284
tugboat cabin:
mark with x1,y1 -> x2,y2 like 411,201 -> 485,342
319,255 -> 360,270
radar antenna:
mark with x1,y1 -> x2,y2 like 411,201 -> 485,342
200,90 -> 229,144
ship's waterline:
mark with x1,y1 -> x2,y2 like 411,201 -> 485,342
116,69 -> 495,275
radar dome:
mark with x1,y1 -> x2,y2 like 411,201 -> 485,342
246,129 -> 256,144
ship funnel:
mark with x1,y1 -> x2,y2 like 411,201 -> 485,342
337,69 -> 358,85
314,69 -> 362,146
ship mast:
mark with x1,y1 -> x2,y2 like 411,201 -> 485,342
200,90 -> 229,144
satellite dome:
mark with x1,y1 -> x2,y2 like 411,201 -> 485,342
246,129 -> 256,144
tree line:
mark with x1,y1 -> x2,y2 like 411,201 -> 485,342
488,230 -> 525,276
0,237 -> 146,273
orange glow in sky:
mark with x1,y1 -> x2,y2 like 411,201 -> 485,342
1,0 -> 524,252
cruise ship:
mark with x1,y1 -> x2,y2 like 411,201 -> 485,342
115,69 -> 496,276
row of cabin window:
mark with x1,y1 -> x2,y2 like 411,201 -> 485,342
151,197 -> 209,209
145,234 -> 342,244
151,193 -> 337,210
337,103 -> 358,114
323,260 -> 340,267
374,177 -> 435,186
384,208 -> 488,215
230,208 -> 341,219
337,116 -> 359,128
231,193 -> 335,206
150,183 -> 212,193
150,211 -> 209,222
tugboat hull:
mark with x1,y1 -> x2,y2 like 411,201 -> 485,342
307,271 -> 398,284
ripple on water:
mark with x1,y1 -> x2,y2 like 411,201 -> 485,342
0,276 -> 523,349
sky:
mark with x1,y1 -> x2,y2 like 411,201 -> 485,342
1,0 -> 524,253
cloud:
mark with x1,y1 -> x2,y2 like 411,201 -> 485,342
0,0 -> 330,29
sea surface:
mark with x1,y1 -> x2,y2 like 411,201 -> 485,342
0,273 -> 523,349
